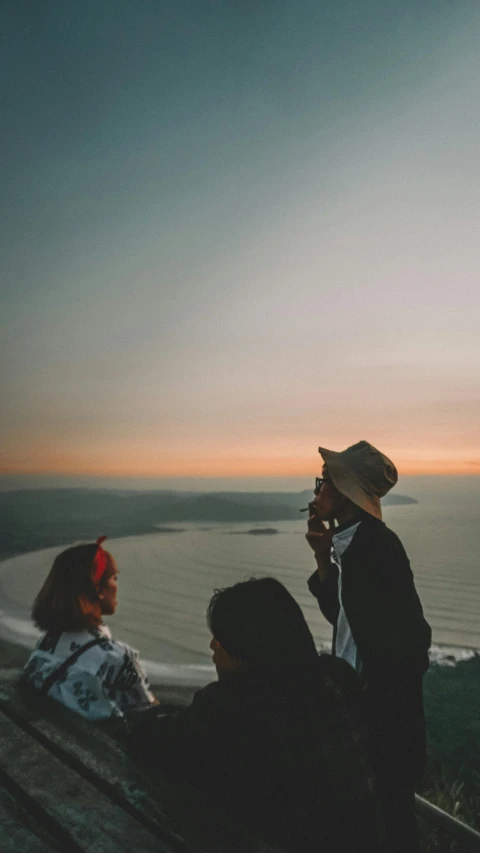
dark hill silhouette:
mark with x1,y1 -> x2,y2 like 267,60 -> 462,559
0,488 -> 417,559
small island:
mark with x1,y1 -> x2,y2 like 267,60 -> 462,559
227,527 -> 279,536
246,528 -> 279,535
153,526 -> 186,533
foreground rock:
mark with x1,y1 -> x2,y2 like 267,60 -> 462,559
0,670 -> 283,853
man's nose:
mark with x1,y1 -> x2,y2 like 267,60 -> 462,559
210,638 -> 219,651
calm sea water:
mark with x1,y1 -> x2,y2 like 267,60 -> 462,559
1,477 -> 479,684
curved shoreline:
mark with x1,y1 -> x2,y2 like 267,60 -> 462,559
1,609 -> 478,680
1,536 -> 479,682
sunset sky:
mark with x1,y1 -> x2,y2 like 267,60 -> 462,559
2,0 -> 479,484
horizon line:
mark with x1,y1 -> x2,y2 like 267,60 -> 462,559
1,470 -> 479,481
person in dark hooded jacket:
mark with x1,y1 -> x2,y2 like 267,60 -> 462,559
128,577 -> 385,853
305,441 -> 431,853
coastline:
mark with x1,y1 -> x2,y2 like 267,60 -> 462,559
2,533 -> 479,687
2,534 -> 478,838
0,488 -> 418,564
1,555 -> 478,681
2,620 -> 478,678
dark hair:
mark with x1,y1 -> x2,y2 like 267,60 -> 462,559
32,544 -> 113,633
207,577 -> 318,676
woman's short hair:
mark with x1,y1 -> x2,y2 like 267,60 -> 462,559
207,577 -> 318,675
32,543 -> 113,634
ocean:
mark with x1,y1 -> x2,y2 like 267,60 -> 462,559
0,476 -> 479,685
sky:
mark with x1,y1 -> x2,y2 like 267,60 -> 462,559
1,0 -> 480,484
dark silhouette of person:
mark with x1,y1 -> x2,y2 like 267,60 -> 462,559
129,577 -> 385,853
306,441 -> 431,853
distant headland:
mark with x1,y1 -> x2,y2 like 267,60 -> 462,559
382,494 -> 417,505
0,488 -> 417,560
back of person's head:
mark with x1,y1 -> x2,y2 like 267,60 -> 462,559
32,542 -> 114,634
207,577 -> 318,678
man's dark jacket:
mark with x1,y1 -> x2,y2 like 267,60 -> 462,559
308,515 -> 432,783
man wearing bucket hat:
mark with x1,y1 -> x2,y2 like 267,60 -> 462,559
305,440 -> 431,853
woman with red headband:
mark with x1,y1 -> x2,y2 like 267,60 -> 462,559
22,537 -> 156,720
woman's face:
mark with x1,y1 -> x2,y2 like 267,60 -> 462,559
99,554 -> 118,615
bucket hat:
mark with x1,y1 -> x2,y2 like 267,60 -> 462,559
318,440 -> 398,520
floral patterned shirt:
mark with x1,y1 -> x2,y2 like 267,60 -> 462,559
22,625 -> 155,720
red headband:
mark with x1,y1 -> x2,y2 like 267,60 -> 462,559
92,536 -> 108,586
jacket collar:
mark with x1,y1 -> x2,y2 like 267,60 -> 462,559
335,513 -> 384,535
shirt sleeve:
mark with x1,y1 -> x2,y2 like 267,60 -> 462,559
97,642 -> 156,714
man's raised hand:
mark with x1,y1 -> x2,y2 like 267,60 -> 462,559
305,505 -> 335,579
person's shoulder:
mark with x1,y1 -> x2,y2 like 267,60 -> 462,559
191,679 -> 234,707
97,640 -> 144,676
107,636 -> 133,654
42,630 -> 94,657
192,677 -> 255,721
31,633 -> 51,654
355,516 -> 408,556
98,627 -> 138,659
63,629 -> 131,669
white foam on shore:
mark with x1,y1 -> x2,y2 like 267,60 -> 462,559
1,610 -> 478,683
429,644 -> 479,666
0,611 -> 41,645
144,660 -> 216,686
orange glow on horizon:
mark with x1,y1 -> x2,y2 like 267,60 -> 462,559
1,454 -> 479,478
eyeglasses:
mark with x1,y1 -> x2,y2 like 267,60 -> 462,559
314,477 -> 333,494
300,477 -> 334,511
